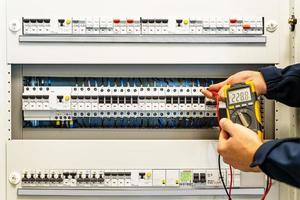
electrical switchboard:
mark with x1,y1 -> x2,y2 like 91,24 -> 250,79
4,0 -> 282,199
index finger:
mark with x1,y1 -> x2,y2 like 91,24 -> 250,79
201,89 -> 216,99
217,86 -> 228,100
208,79 -> 229,92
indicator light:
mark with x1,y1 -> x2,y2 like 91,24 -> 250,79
242,23 -> 251,29
66,19 -> 72,25
126,19 -> 134,24
230,18 -> 237,23
113,19 -> 120,24
183,19 -> 189,25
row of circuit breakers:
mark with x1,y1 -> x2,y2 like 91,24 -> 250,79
22,17 -> 264,35
22,77 -> 264,129
20,168 -> 240,188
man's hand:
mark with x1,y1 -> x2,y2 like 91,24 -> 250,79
201,71 -> 267,99
218,118 -> 263,172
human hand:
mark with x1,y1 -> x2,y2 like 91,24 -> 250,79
201,71 -> 267,100
218,118 -> 263,172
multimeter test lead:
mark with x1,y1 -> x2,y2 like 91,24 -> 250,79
207,88 -> 233,200
206,84 -> 272,200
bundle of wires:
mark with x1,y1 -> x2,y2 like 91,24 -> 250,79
210,89 -> 272,200
261,177 -> 272,200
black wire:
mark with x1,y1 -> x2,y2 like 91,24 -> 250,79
266,176 -> 269,190
218,154 -> 232,200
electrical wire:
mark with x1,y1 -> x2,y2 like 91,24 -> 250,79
218,154 -> 232,200
229,165 -> 233,196
210,90 -> 232,200
261,177 -> 272,200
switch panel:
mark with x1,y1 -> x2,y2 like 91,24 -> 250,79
19,168 -> 238,188
22,17 -> 264,35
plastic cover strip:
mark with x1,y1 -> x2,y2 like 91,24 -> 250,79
19,35 -> 267,44
18,188 -> 264,196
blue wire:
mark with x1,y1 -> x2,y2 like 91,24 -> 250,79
107,79 -> 112,87
174,79 -> 180,87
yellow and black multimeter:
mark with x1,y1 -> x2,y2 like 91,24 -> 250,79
223,81 -> 264,140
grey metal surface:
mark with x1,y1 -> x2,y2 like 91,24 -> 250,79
19,35 -> 267,44
11,65 -> 23,139
22,128 -> 219,140
17,188 -> 264,196
21,64 -> 268,78
263,97 -> 275,139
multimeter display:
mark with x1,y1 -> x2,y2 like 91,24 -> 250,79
228,88 -> 252,105
224,82 -> 264,140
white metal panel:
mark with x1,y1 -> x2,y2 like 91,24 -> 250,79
2,1 -> 288,200
7,140 -> 222,170
0,1 -> 10,200
7,0 -> 280,64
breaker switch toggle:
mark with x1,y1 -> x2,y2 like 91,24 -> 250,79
113,19 -> 121,24
242,23 -> 251,29
230,18 -> 237,23
126,19 -> 134,24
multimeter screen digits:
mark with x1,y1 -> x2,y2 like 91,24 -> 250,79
228,87 -> 252,105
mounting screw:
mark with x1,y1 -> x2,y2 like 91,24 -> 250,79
9,20 -> 21,32
9,172 -> 21,185
266,20 -> 278,33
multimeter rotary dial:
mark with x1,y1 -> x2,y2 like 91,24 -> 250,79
231,108 -> 253,128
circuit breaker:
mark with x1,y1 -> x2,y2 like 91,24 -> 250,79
22,17 -> 264,35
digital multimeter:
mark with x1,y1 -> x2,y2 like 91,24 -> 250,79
223,81 -> 264,140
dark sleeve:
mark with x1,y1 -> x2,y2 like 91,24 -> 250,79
260,64 -> 300,107
250,138 -> 300,188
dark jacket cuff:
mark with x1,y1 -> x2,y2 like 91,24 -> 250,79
260,66 -> 282,83
250,138 -> 299,168
259,66 -> 283,98
250,140 -> 278,167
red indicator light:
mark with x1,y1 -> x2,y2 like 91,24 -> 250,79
230,18 -> 237,23
113,19 -> 120,24
243,23 -> 251,29
127,19 -> 134,24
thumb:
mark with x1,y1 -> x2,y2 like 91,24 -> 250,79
219,118 -> 236,137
